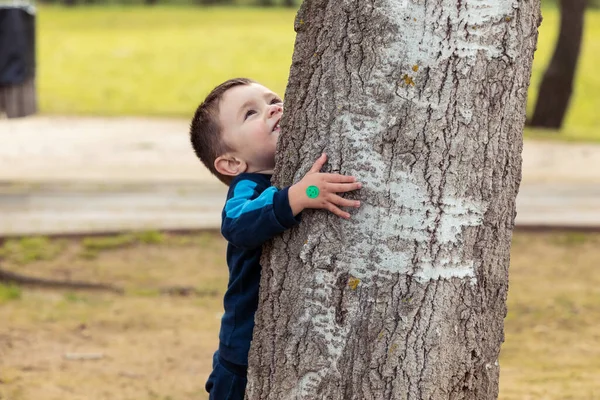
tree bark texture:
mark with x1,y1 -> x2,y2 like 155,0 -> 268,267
529,0 -> 586,129
248,1 -> 541,399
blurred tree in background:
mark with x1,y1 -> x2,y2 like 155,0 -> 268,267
529,0 -> 587,129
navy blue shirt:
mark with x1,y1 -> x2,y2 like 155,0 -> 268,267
218,173 -> 301,366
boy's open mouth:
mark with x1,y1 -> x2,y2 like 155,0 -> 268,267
273,121 -> 281,132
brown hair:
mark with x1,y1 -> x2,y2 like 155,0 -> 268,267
190,78 -> 255,185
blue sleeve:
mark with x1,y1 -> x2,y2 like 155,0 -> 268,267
221,180 -> 301,249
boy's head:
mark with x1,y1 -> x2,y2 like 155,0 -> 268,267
190,78 -> 283,185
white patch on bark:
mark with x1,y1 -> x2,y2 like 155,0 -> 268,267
291,269 -> 351,398
329,115 -> 486,283
293,372 -> 322,398
382,0 -> 517,71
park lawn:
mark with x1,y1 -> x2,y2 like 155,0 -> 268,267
0,231 -> 599,399
37,5 -> 600,142
37,6 -> 297,117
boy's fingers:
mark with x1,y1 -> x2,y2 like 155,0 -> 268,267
326,182 -> 362,193
322,174 -> 357,183
309,153 -> 327,173
326,203 -> 351,219
329,194 -> 360,208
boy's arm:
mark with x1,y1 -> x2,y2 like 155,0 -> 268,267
288,154 -> 362,219
222,180 -> 300,249
223,154 -> 362,249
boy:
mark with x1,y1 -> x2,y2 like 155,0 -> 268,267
189,78 -> 362,399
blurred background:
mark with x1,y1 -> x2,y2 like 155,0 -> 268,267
0,1 -> 599,399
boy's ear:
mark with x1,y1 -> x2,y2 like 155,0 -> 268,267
214,154 -> 247,177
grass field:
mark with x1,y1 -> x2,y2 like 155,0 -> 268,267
37,7 -> 296,117
0,231 -> 599,399
36,5 -> 600,142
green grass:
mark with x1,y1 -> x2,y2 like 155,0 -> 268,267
37,6 -> 296,117
37,5 -> 600,141
79,231 -> 165,259
0,236 -> 66,265
0,284 -> 22,304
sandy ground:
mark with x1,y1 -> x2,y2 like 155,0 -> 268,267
1,116 -> 600,235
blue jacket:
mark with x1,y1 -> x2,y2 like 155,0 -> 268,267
218,173 -> 301,366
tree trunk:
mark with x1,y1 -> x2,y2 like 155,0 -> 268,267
529,0 -> 586,129
248,0 -> 541,399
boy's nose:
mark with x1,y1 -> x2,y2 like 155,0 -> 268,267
267,104 -> 283,117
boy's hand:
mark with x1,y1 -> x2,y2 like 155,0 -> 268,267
288,154 -> 362,219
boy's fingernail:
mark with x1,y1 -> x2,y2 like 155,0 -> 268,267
355,201 -> 361,207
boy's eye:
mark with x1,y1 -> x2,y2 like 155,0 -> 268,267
271,98 -> 282,105
244,110 -> 256,120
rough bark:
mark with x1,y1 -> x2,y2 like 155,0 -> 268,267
249,0 -> 541,399
529,0 -> 586,129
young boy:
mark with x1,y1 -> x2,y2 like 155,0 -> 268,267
189,78 -> 362,399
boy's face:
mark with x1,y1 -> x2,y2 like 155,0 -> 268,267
218,83 -> 283,174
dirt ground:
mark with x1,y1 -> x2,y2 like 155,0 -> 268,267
0,231 -> 599,400
0,233 -> 226,400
